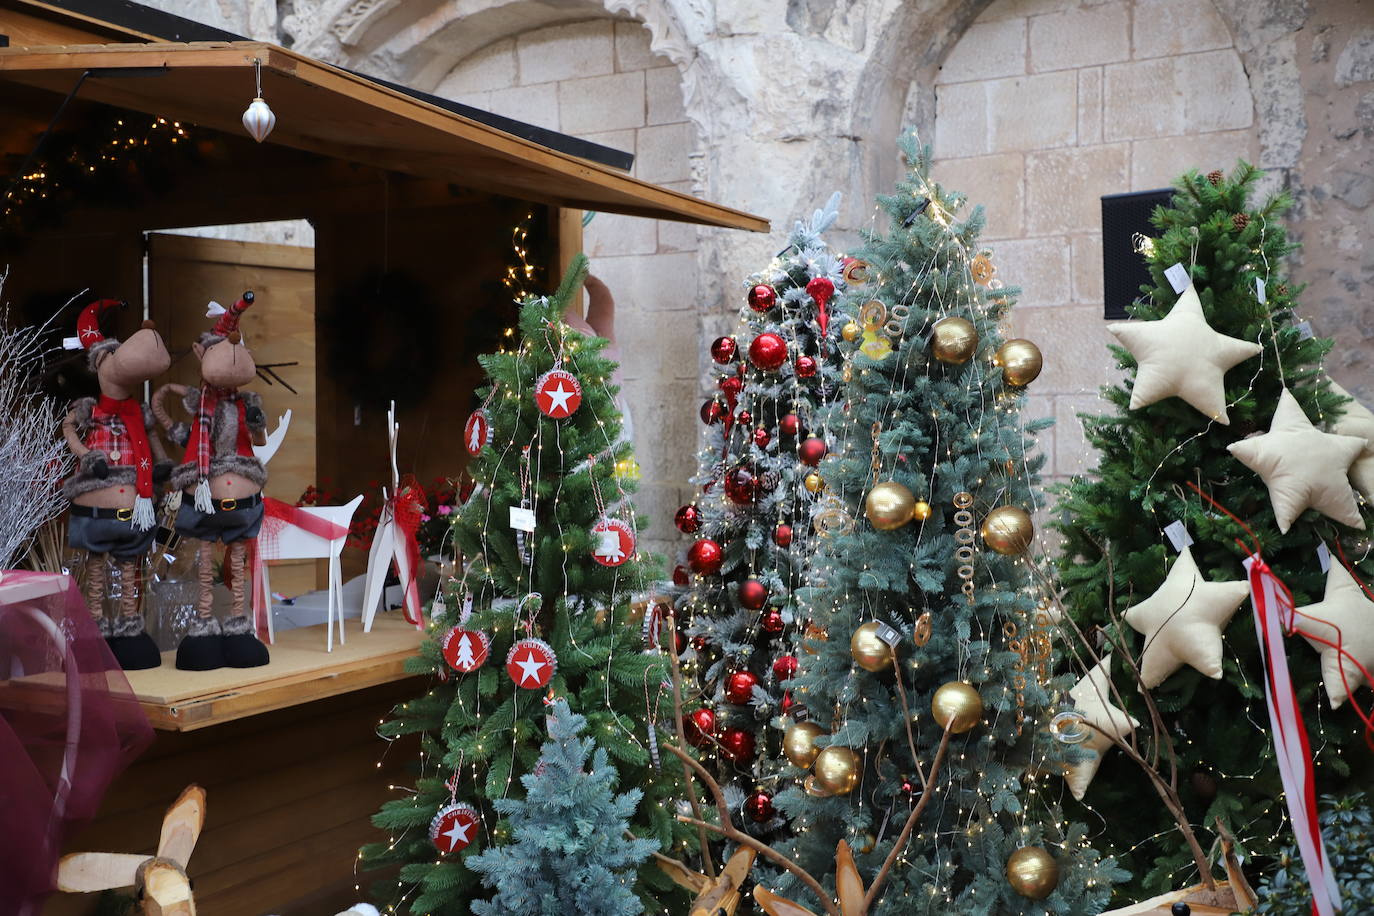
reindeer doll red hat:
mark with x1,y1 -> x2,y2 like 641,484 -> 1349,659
206,290 -> 254,339
62,298 -> 126,362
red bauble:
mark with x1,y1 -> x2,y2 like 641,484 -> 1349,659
684,707 -> 716,747
430,802 -> 480,854
798,437 -> 828,467
773,654 -> 799,680
736,410 -> 752,427
738,579 -> 768,610
724,466 -> 759,505
744,790 -> 775,824
780,413 -> 801,436
760,607 -> 785,636
754,428 -> 771,448
725,670 -> 759,704
747,284 -> 777,312
720,376 -> 743,398
710,336 -> 738,364
506,638 -> 557,689
900,778 -> 916,796
673,630 -> 687,655
807,276 -> 835,308
795,355 -> 818,378
748,333 -> 788,371
687,539 -> 723,575
691,635 -> 709,651
718,726 -> 756,763
773,524 -> 793,547
674,504 -> 703,534
701,399 -> 725,425
672,564 -> 690,586
534,369 -> 582,419
441,627 -> 491,673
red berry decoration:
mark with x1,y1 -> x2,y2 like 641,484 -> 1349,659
747,284 -> 777,312
701,399 -> 725,425
798,437 -> 828,467
725,670 -> 759,704
718,726 -> 756,763
737,410 -> 752,427
745,790 -> 775,824
794,355 -> 818,378
724,465 -> 760,506
506,638 -> 557,689
738,579 -> 768,610
754,428 -> 771,448
534,368 -> 582,419
684,707 -> 716,747
430,801 -> 480,854
773,654 -> 799,680
748,333 -> 788,371
687,538 -> 723,575
720,376 -> 743,398
760,607 -> 785,636
710,336 -> 738,364
773,524 -> 793,547
780,413 -> 801,436
441,627 -> 491,673
672,564 -> 690,586
674,504 -> 703,534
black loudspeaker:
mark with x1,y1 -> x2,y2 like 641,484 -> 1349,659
1101,188 -> 1173,319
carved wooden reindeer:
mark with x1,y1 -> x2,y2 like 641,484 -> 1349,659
57,785 -> 206,915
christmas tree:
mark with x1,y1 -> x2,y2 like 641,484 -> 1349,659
1052,163 -> 1374,897
467,699 -> 658,916
669,193 -> 853,839
363,256 -> 689,914
762,131 -> 1124,914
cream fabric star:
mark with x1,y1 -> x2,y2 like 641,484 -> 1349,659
1065,654 -> 1140,800
1227,388 -> 1366,534
1329,381 -> 1374,503
1124,547 -> 1249,687
1107,284 -> 1262,424
1297,561 -> 1374,709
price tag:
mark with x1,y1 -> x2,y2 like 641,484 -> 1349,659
1295,321 -> 1314,340
1256,277 -> 1267,305
1163,520 -> 1194,552
597,528 -> 621,553
1317,541 -> 1332,573
874,621 -> 901,646
792,705 -> 810,722
1165,263 -> 1191,294
509,506 -> 536,532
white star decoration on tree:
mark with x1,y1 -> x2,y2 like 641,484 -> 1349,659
443,818 -> 473,849
1296,560 -> 1374,709
1065,654 -> 1139,800
1107,284 -> 1262,424
1123,546 -> 1249,688
1330,381 -> 1374,503
542,383 -> 576,414
1227,387 -> 1366,534
513,649 -> 549,686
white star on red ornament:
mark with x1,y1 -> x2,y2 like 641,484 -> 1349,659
512,650 -> 548,685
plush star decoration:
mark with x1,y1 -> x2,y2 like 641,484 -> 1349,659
1296,560 -> 1374,709
1227,387 -> 1366,534
1107,284 -> 1262,423
1329,381 -> 1374,503
1065,654 -> 1140,800
1123,546 -> 1249,688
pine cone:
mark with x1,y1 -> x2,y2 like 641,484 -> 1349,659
1207,169 -> 1224,186
1277,283 -> 1290,297
1232,212 -> 1250,231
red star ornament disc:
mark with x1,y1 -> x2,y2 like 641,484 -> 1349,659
535,369 -> 582,419
441,627 -> 491,673
430,801 -> 480,854
591,517 -> 635,567
506,638 -> 557,689
463,409 -> 492,457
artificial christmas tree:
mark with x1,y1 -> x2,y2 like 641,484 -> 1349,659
363,256 -> 689,914
1053,163 -> 1374,898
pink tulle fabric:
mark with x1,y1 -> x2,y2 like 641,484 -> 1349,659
0,571 -> 153,915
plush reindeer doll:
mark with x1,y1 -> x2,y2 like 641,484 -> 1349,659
61,298 -> 173,670
153,292 -> 269,671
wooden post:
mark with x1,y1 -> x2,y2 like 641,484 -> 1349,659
555,207 -> 584,315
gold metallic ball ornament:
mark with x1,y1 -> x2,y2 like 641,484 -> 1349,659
865,481 -> 916,530
803,775 -> 833,797
842,321 -> 861,342
1006,846 -> 1060,900
930,316 -> 979,364
804,472 -> 825,494
911,500 -> 932,522
850,621 -> 895,672
931,681 -> 984,734
783,721 -> 828,768
812,746 -> 861,795
981,506 -> 1035,555
994,338 -> 1044,387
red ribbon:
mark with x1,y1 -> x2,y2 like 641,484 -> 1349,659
392,478 -> 426,626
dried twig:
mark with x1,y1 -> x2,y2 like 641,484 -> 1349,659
665,611 -> 716,878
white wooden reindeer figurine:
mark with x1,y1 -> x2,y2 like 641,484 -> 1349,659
362,401 -> 421,631
57,784 -> 206,915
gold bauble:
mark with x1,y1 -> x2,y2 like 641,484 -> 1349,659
858,833 -> 877,855
850,621 -> 895,672
803,775 -> 833,797
842,363 -> 854,383
994,339 -> 1043,387
804,472 -> 825,494
841,321 -> 861,342
930,317 -> 979,364
801,623 -> 829,654
981,506 -> 1034,555
1006,846 -> 1060,899
812,746 -> 861,795
865,481 -> 915,530
783,721 -> 827,769
911,500 -> 932,522
931,681 -> 984,734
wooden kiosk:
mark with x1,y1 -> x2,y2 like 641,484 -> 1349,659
0,2 -> 766,912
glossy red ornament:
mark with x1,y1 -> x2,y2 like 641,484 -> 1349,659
747,284 -> 777,312
753,427 -> 772,448
701,399 -> 725,425
724,466 -> 759,505
780,413 -> 801,436
672,564 -> 690,586
720,375 -> 743,398
760,607 -> 785,636
691,635 -> 709,651
900,778 -> 916,796
674,504 -> 703,534
736,410 -> 752,427
718,726 -> 756,763
687,538 -> 723,575
773,524 -> 793,547
738,579 -> 768,610
710,336 -> 738,364
744,790 -> 775,824
673,630 -> 687,655
684,707 -> 717,747
798,437 -> 828,467
725,670 -> 760,704
794,355 -> 818,378
773,654 -> 799,680
807,276 -> 835,308
748,333 -> 788,371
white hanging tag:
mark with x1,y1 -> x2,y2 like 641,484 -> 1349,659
1317,541 -> 1331,573
461,592 -> 474,624
874,621 -> 901,646
509,506 -> 536,532
1163,520 -> 1194,552
1295,321 -> 1314,340
1255,277 -> 1267,305
1165,263 -> 1190,294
